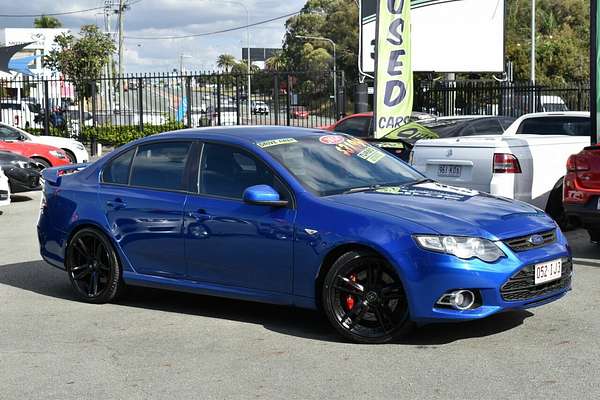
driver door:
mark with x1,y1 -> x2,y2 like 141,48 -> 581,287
184,142 -> 296,293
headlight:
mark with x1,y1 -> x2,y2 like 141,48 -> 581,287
414,235 -> 505,263
75,142 -> 85,151
49,150 -> 66,159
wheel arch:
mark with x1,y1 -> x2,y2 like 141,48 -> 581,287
61,148 -> 77,163
30,155 -> 52,166
65,221 -> 126,270
314,242 -> 399,312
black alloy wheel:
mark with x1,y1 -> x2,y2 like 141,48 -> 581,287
65,228 -> 124,303
322,251 -> 411,344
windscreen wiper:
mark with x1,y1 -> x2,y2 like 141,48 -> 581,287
342,184 -> 382,194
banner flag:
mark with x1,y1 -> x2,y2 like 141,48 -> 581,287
374,0 -> 413,138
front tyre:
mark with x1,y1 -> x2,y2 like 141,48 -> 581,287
322,251 -> 411,344
65,228 -> 124,304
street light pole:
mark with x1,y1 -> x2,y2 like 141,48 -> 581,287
531,0 -> 536,84
295,35 -> 337,117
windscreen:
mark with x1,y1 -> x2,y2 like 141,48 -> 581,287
258,135 -> 423,196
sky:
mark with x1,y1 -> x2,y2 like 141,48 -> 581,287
0,0 -> 306,73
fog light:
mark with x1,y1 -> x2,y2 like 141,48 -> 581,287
437,290 -> 476,311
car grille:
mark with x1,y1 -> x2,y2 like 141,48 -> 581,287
500,258 -> 573,302
504,229 -> 556,252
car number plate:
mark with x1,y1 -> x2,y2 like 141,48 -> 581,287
534,259 -> 562,285
438,165 -> 461,177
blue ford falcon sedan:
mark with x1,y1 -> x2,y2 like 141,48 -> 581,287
38,127 -> 572,343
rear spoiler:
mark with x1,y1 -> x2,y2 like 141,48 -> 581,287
42,163 -> 90,186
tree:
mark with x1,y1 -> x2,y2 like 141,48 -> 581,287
216,54 -> 236,73
34,15 -> 63,28
45,25 -> 115,99
265,51 -> 288,71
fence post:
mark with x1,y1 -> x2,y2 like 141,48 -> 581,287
90,81 -> 97,157
577,83 -> 583,111
185,76 -> 192,128
137,77 -> 144,132
216,73 -> 222,126
236,75 -> 241,125
43,79 -> 50,135
273,73 -> 280,125
286,75 -> 292,126
338,70 -> 346,119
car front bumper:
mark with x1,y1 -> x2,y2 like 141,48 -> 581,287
392,232 -> 572,324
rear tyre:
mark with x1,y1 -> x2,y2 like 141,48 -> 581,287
65,228 -> 125,304
546,185 -> 570,231
31,157 -> 51,169
322,250 -> 412,344
63,149 -> 77,164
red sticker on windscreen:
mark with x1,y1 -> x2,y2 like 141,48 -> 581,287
319,135 -> 345,145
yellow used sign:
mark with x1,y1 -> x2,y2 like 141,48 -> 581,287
374,0 -> 413,138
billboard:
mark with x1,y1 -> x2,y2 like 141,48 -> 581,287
360,0 -> 505,74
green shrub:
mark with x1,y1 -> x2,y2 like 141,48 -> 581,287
79,122 -> 186,146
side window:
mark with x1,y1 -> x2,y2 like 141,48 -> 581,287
200,143 -> 288,200
465,119 -> 503,136
130,142 -> 192,191
0,126 -> 23,141
334,117 -> 371,137
102,148 -> 136,185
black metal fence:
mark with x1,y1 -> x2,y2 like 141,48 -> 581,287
0,70 -> 345,144
414,80 -> 590,117
0,72 -> 591,150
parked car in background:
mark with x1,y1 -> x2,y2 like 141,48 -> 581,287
290,106 -> 309,119
564,145 -> 600,241
0,134 -> 70,169
0,168 -> 9,207
1,100 -> 41,129
321,111 -> 438,138
208,105 -> 238,126
0,122 -> 88,164
38,127 -> 572,344
361,115 -> 516,161
411,112 -> 591,225
251,101 -> 270,115
0,150 -> 41,194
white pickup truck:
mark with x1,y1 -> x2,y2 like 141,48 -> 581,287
411,112 -> 591,223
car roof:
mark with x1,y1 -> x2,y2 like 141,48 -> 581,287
155,126 -> 329,144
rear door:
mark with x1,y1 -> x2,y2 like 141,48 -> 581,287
99,140 -> 194,278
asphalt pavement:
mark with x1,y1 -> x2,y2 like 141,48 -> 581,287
1,191 -> 599,399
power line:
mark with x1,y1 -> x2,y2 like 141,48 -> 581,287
0,6 -> 106,17
125,10 -> 300,40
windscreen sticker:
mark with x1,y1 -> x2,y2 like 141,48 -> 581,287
319,135 -> 346,145
335,137 -> 368,156
375,182 -> 479,201
415,182 -> 479,197
257,138 -> 298,148
357,147 -> 386,164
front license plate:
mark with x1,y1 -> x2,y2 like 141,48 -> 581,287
534,259 -> 562,285
438,165 -> 461,177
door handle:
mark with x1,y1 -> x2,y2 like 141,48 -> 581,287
106,198 -> 127,210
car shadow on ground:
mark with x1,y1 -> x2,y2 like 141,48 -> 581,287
9,194 -> 34,203
0,260 -> 533,345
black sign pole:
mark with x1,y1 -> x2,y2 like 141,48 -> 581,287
592,0 -> 598,145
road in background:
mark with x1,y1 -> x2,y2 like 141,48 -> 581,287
1,193 -> 598,399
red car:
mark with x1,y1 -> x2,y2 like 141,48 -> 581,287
564,145 -> 600,241
291,106 -> 309,119
0,139 -> 71,168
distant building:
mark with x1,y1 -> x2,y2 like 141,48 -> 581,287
0,28 -> 70,79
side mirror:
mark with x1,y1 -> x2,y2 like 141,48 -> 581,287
243,185 -> 288,207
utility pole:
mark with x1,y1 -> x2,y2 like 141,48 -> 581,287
531,0 -> 536,84
118,0 -> 125,109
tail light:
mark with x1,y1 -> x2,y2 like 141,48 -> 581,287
493,153 -> 521,174
566,154 -> 589,172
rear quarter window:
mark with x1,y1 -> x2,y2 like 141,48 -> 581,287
102,148 -> 135,185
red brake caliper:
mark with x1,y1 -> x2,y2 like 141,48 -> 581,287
345,274 -> 357,310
